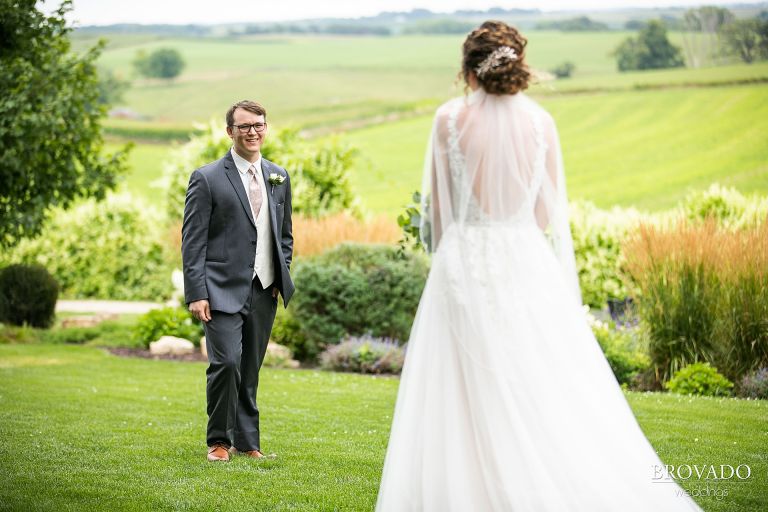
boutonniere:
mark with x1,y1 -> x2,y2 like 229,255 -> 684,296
268,173 -> 286,195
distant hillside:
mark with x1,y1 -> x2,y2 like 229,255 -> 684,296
73,3 -> 768,38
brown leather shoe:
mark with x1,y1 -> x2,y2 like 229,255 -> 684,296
207,443 -> 230,462
230,447 -> 276,459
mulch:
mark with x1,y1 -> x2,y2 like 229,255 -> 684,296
107,347 -> 207,363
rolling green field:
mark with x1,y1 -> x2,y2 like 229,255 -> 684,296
345,83 -> 768,216
1,343 -> 765,511
91,31 -> 714,127
88,32 -> 768,217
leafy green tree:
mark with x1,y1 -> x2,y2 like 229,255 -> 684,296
624,20 -> 645,30
536,16 -> 609,31
719,18 -> 767,63
0,0 -> 128,248
613,20 -> 685,71
133,48 -> 186,80
682,6 -> 735,67
760,18 -> 768,59
683,6 -> 734,31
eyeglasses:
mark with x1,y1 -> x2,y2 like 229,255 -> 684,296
232,123 -> 267,134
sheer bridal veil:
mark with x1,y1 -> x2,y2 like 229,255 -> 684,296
420,89 -> 582,305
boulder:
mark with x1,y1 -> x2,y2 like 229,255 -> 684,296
149,336 -> 195,355
200,336 -> 208,359
264,342 -> 300,369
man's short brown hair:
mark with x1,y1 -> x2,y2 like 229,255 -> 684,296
226,100 -> 267,126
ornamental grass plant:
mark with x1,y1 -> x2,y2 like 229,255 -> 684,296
623,219 -> 768,385
292,213 -> 400,258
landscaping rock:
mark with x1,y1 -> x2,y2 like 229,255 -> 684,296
149,336 -> 195,355
265,342 -> 300,369
200,336 -> 207,359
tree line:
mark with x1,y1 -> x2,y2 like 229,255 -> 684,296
614,7 -> 768,71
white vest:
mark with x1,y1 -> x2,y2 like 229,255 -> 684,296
231,149 -> 275,289
252,167 -> 275,289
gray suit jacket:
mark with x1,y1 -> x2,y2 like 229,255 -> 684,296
181,152 -> 295,313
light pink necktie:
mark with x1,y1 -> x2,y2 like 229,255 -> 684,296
247,165 -> 263,220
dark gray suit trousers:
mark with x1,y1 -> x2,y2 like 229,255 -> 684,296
204,276 -> 277,451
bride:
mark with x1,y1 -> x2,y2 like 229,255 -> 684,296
376,21 -> 702,511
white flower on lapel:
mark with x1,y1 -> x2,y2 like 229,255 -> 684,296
268,173 -> 286,185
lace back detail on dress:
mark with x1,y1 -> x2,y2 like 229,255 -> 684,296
446,97 -> 548,225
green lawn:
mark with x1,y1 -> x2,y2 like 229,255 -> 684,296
0,344 -> 765,511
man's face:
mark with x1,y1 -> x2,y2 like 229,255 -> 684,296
227,107 -> 267,161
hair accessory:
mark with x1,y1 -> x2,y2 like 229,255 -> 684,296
475,46 -> 518,78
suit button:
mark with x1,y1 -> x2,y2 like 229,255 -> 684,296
251,240 -> 256,245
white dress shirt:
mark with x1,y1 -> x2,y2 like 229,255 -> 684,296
230,148 -> 275,289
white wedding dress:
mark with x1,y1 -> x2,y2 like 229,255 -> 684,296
376,90 -> 702,511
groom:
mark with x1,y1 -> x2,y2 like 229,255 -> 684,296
182,100 -> 294,462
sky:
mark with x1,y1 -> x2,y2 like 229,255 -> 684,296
44,0 -> 762,26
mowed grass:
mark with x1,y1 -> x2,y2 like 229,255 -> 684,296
344,83 -> 768,217
0,344 -> 766,511
548,84 -> 768,209
0,344 -> 395,511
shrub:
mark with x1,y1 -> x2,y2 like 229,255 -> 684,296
569,201 -> 645,308
0,264 -> 59,328
270,305 -> 308,360
291,244 -> 429,361
161,123 -> 360,222
738,368 -> 768,400
0,324 -> 38,344
1,193 -> 173,301
680,183 -> 768,230
38,320 -> 138,347
39,326 -> 100,344
624,220 -> 768,383
665,362 -> 734,397
551,61 -> 576,78
586,308 -> 650,386
320,334 -> 405,374
133,307 -> 203,348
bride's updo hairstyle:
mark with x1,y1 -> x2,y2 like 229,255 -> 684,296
462,20 -> 530,95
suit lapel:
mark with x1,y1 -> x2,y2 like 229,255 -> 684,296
261,159 -> 278,236
223,153 -> 257,228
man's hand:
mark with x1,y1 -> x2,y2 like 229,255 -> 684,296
189,299 -> 211,323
